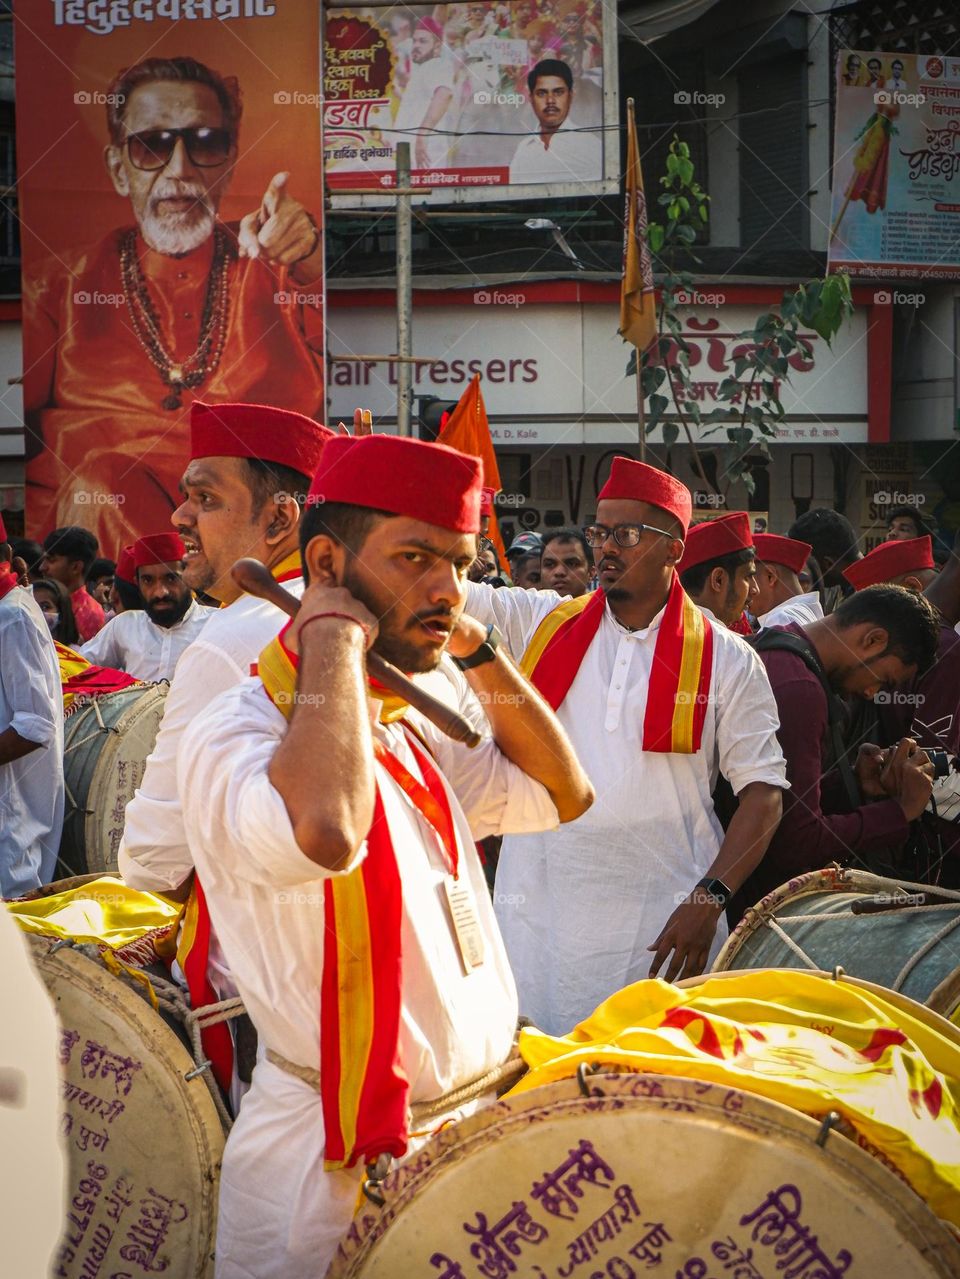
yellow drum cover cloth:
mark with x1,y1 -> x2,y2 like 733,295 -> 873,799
510,970 -> 960,1227
6,876 -> 182,968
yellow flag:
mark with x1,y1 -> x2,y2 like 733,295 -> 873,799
619,99 -> 657,351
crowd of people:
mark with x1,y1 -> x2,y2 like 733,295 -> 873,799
1,401 -> 958,1276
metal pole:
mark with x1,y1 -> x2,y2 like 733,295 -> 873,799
635,354 -> 647,462
396,143 -> 413,436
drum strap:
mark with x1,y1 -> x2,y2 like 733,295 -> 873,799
264,1048 -> 526,1130
752,629 -> 860,809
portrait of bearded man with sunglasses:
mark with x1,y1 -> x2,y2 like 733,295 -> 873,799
23,55 -> 325,548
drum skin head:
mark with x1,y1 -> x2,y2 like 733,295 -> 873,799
28,935 -> 224,1278
327,1073 -> 960,1279
61,685 -> 168,877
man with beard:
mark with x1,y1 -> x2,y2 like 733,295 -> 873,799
393,17 -> 456,170
732,586 -> 940,917
509,58 -> 601,184
177,434 -> 592,1274
678,513 -> 759,629
118,401 -> 332,1108
80,532 -> 211,682
464,458 -> 787,1033
24,56 -> 325,548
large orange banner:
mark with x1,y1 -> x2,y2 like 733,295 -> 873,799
15,1 -> 325,555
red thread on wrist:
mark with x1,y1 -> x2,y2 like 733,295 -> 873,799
298,611 -> 370,645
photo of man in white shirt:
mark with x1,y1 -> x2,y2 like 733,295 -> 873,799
509,57 -> 601,185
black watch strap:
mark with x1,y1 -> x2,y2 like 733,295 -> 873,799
694,876 -> 733,908
453,623 -> 501,670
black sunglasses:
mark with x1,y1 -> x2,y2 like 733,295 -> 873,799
124,126 -> 234,172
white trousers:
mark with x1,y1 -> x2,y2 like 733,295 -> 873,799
215,1059 -> 362,1279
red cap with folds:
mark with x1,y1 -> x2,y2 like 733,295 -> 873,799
678,512 -> 753,573
480,486 -> 496,518
843,535 -> 933,590
308,435 -> 483,533
597,458 -> 692,532
131,533 -> 186,570
189,401 -> 334,476
754,533 -> 812,575
115,545 -> 136,584
417,15 -> 443,37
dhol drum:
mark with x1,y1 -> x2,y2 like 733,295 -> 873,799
327,1071 -> 960,1278
60,684 -> 168,877
27,932 -> 225,1278
714,867 -> 960,1021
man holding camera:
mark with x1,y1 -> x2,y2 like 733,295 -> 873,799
733,585 -> 940,915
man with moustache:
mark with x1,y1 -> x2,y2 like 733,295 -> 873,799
509,58 -> 601,184
465,459 -> 787,1033
79,532 -> 211,682
118,401 -> 332,1106
177,434 -> 592,1274
539,528 -> 592,598
25,55 -> 325,548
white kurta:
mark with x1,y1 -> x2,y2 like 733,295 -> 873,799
465,581 -> 788,1035
118,583 -> 305,893
758,591 -> 824,629
509,119 -> 602,184
0,587 -> 64,895
79,597 -> 213,682
178,676 -> 559,1278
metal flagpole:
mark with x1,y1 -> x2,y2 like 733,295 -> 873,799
396,142 -> 413,436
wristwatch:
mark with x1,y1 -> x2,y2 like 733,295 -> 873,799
453,623 -> 502,670
694,876 -> 733,908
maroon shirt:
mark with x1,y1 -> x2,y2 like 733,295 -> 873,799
739,624 -> 909,908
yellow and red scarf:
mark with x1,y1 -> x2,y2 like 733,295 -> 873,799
55,641 -> 140,713
259,623 -> 461,1168
179,552 -> 306,1097
520,573 -> 714,753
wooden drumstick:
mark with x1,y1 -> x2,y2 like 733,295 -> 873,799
231,558 -> 481,748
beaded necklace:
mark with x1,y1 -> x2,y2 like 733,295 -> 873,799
119,225 -> 232,410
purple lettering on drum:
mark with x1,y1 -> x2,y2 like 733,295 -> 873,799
462,1200 -> 549,1277
531,1139 -> 617,1220
739,1185 -> 852,1277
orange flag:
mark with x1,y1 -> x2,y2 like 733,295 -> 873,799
620,98 -> 657,352
438,374 -> 508,569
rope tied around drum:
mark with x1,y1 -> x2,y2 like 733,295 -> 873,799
48,938 -> 244,1131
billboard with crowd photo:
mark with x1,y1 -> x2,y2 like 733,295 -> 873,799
324,0 -> 617,204
15,1 -> 325,553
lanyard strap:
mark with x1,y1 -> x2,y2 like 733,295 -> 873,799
373,732 -> 460,879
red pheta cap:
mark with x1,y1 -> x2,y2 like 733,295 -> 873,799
480,487 -> 496,518
131,533 -> 186,570
843,535 -> 933,590
417,15 -> 444,38
308,435 -> 483,533
678,512 -> 753,574
189,402 -> 334,477
753,533 -> 812,575
597,458 -> 692,533
115,545 -> 137,584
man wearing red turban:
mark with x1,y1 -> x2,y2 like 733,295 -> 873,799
79,532 -> 212,682
677,512 -> 759,628
119,401 -> 334,1110
752,532 -> 821,628
465,457 -> 788,1033
176,433 -> 592,1275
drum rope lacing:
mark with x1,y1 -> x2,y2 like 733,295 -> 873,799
49,939 -> 243,1130
751,905 -> 960,992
